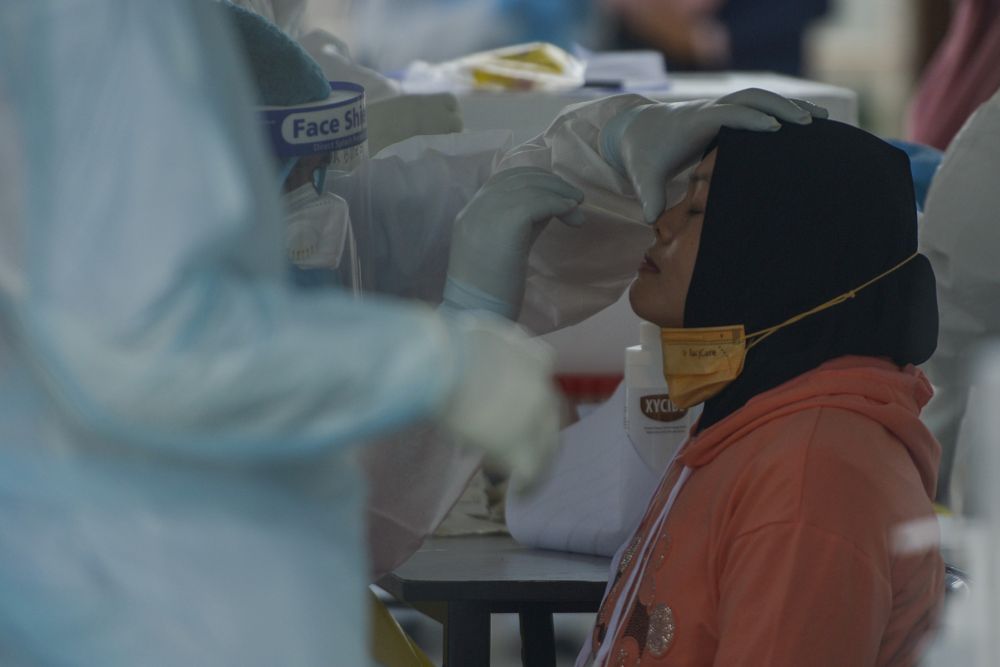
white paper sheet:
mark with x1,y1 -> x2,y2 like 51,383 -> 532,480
506,382 -> 661,557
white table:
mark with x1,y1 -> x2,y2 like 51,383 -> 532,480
378,535 -> 610,667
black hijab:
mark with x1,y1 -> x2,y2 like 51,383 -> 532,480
686,120 -> 938,432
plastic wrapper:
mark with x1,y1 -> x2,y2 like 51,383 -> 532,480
402,42 -> 586,93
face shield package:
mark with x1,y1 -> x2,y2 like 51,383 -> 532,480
263,81 -> 374,293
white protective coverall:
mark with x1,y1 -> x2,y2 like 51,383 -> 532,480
0,3 -> 655,664
919,87 -> 1000,511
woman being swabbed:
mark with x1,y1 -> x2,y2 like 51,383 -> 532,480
581,119 -> 943,666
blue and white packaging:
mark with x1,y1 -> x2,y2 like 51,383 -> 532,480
261,81 -> 368,168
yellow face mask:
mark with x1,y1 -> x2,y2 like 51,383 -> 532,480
660,253 -> 919,409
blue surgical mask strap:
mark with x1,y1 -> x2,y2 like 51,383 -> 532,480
278,157 -> 327,195
312,165 -> 328,195
278,157 -> 298,190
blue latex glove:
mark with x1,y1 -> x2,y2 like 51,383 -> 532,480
887,139 -> 944,212
599,88 -> 828,223
443,166 -> 585,319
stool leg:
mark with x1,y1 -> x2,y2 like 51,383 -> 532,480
443,602 -> 490,666
519,609 -> 555,667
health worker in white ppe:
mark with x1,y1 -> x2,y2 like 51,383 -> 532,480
919,86 -> 1000,512
223,2 -> 828,578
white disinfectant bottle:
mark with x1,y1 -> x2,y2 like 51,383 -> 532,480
625,320 -> 701,473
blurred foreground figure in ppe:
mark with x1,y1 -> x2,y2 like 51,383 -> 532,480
919,88 -> 1000,511
907,0 -> 1000,150
581,121 -> 941,666
0,1 -> 565,663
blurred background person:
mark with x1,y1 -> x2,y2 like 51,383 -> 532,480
297,0 -> 972,143
607,0 -> 830,75
906,0 -> 1000,150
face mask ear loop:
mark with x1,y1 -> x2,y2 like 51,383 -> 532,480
744,252 -> 920,353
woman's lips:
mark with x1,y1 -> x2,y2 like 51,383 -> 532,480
639,254 -> 661,274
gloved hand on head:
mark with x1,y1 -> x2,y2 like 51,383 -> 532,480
599,88 -> 829,223
439,310 -> 561,492
443,166 -> 585,319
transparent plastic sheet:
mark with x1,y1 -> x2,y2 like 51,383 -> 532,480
362,424 -> 482,579
0,2 -> 470,664
367,129 -> 514,302
354,130 -> 532,579
327,148 -> 375,293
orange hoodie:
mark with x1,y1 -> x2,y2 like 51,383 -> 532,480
588,356 -> 943,666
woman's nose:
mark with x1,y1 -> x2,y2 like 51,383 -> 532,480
653,206 -> 676,242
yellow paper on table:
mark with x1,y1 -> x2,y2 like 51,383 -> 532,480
462,42 -> 585,91
370,589 -> 435,667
